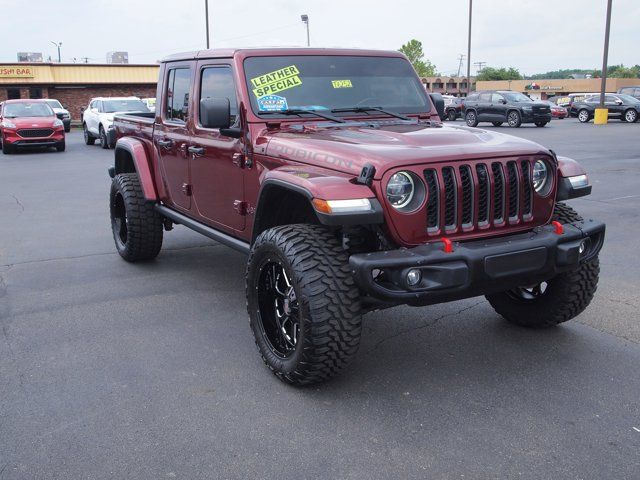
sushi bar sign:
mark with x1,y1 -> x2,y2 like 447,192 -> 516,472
0,66 -> 35,78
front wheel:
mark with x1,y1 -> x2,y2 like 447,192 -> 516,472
535,121 -> 548,127
578,109 -> 590,123
447,109 -> 457,121
624,109 -> 638,123
99,126 -> 110,149
83,124 -> 96,145
246,224 -> 362,386
110,173 -> 163,262
507,111 -> 522,127
2,141 -> 14,154
465,110 -> 479,127
486,203 -> 599,328
56,141 -> 65,152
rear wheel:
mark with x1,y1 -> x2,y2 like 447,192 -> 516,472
83,123 -> 95,145
486,203 -> 599,328
110,173 -> 163,262
492,121 -> 503,127
578,109 -> 590,123
246,224 -> 363,386
507,110 -> 522,127
465,110 -> 478,127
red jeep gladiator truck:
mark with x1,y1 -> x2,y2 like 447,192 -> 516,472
109,48 -> 605,385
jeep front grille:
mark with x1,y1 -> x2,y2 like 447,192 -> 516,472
423,159 -> 535,235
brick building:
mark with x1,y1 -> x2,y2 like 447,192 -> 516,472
0,63 -> 159,122
421,76 -> 475,96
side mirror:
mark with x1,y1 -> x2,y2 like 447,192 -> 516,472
429,93 -> 445,120
500,99 -> 507,104
616,99 -> 623,105
200,97 -> 231,129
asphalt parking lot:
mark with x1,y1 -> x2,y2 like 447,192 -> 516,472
1,119 -> 639,479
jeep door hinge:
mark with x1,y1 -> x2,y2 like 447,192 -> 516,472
182,183 -> 192,196
234,200 -> 254,216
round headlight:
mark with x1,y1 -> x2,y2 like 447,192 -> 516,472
532,160 -> 549,193
387,172 -> 415,209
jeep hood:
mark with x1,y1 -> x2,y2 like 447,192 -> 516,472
263,123 -> 550,178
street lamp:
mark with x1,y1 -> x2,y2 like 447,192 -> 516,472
301,14 -> 310,47
204,0 -> 210,49
50,41 -> 62,63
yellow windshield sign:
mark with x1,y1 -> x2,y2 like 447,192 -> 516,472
251,65 -> 302,98
331,79 -> 352,88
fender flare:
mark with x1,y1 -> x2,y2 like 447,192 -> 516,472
111,137 -> 158,201
555,155 -> 591,200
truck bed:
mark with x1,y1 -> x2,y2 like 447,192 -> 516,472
114,112 -> 155,142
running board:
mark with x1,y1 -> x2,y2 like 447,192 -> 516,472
155,205 -> 250,255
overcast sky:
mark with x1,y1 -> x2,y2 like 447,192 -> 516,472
2,0 -> 638,75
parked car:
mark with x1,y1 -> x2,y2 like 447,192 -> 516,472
573,93 -> 640,123
542,100 -> 568,119
44,99 -> 71,132
82,97 -> 150,149
443,95 -> 463,121
0,99 -> 65,154
567,93 -> 600,117
463,90 -> 552,127
617,86 -> 640,100
141,97 -> 156,113
108,48 -> 604,386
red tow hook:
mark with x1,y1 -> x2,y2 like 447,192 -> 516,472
552,221 -> 564,235
439,237 -> 454,253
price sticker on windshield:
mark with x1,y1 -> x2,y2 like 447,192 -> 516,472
331,79 -> 353,89
251,65 -> 302,98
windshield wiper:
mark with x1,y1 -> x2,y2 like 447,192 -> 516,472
331,106 -> 411,121
259,109 -> 345,123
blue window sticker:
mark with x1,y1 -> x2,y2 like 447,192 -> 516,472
257,95 -> 288,112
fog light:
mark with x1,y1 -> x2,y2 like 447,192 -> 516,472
579,241 -> 587,254
406,269 -> 422,286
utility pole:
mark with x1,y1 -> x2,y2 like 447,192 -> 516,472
456,54 -> 465,77
81,57 -> 90,64
301,14 -> 310,47
50,41 -> 62,63
205,0 -> 210,49
598,0 -> 613,109
466,0 -> 472,95
473,61 -> 486,74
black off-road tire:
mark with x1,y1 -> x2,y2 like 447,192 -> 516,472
83,123 -> 95,145
109,173 -> 163,262
486,202 -> 599,328
246,224 -> 363,386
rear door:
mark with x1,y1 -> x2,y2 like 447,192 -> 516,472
189,60 -> 245,231
154,62 -> 195,210
476,93 -> 492,121
490,93 -> 507,121
605,94 -> 623,117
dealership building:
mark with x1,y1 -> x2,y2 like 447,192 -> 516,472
475,78 -> 639,100
0,63 -> 159,121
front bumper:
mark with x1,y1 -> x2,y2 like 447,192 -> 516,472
350,219 -> 605,306
521,111 -> 552,122
3,129 -> 65,147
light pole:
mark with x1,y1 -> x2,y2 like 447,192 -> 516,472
595,0 -> 613,124
301,14 -> 310,47
466,0 -> 472,96
50,41 -> 62,63
205,0 -> 210,49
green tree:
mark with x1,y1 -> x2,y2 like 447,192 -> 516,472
476,67 -> 522,81
399,39 -> 437,77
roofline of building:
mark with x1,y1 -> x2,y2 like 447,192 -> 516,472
0,62 -> 159,67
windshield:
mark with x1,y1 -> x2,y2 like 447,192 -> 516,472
502,92 -> 533,103
45,100 -> 63,109
4,102 -> 54,118
102,99 -> 149,113
243,55 -> 430,117
617,94 -> 639,103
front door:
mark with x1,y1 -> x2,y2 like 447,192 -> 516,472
154,63 -> 194,210
490,93 -> 507,121
189,62 -> 245,231
476,92 -> 492,121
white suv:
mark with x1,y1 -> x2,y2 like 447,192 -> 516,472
45,99 -> 71,132
82,97 -> 149,149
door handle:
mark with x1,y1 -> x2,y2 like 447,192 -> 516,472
157,139 -> 173,148
188,146 -> 205,156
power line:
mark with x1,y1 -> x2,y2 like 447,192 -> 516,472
474,61 -> 487,73
456,54 -> 466,77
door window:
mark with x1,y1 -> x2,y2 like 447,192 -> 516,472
165,68 -> 192,123
479,93 -> 491,102
491,93 -> 504,103
199,67 -> 238,126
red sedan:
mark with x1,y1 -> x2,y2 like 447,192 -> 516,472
543,100 -> 568,119
0,99 -> 65,154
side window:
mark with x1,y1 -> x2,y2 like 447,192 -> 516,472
200,67 -> 238,126
604,94 -> 617,103
491,93 -> 503,103
165,68 -> 192,123
96,101 -> 103,113
479,93 -> 491,102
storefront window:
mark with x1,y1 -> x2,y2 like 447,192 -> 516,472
29,88 -> 43,99
7,88 -> 20,99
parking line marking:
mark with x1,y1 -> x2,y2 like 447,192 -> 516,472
633,427 -> 640,433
